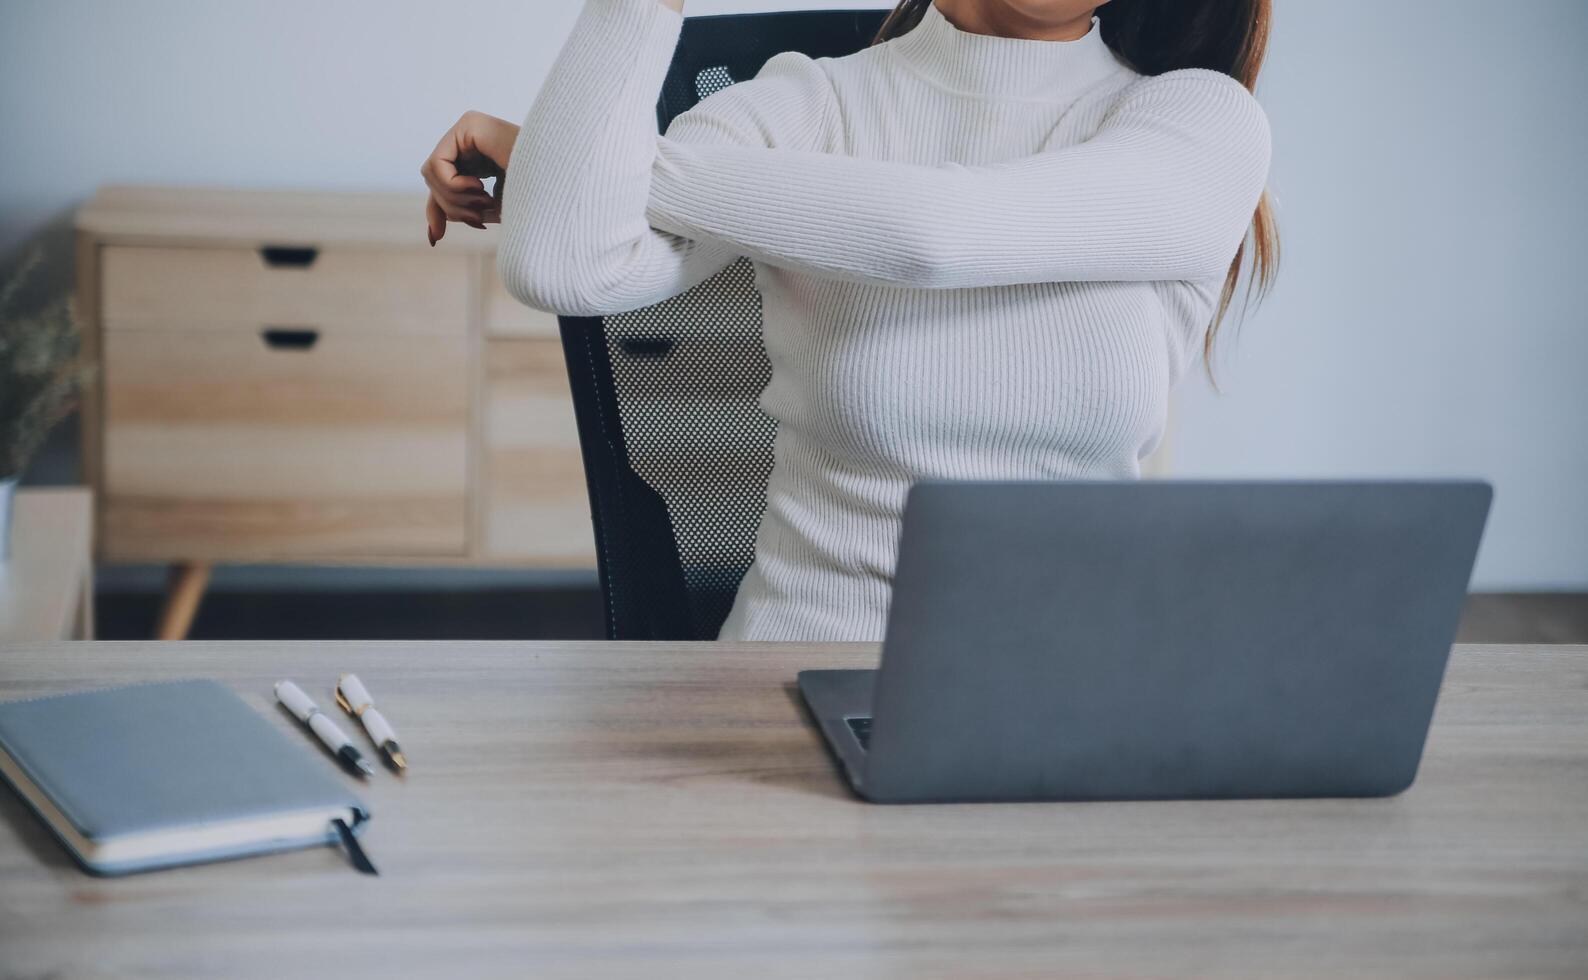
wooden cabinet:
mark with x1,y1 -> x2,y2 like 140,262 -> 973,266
76,186 -> 596,602
0,489 -> 95,641
99,328 -> 470,560
481,262 -> 562,340
480,340 -> 591,563
100,245 -> 472,333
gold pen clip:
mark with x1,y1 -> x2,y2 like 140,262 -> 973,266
336,673 -> 407,772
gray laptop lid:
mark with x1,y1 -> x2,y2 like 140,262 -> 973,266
860,480 -> 1492,803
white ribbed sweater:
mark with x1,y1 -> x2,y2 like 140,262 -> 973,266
499,0 -> 1271,642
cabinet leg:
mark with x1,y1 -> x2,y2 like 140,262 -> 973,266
77,571 -> 96,641
156,562 -> 212,640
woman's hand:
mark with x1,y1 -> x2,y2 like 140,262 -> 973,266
421,111 -> 520,245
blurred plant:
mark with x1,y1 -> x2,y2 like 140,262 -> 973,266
0,249 -> 92,480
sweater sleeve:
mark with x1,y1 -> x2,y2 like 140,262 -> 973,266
644,69 -> 1272,288
496,0 -> 835,317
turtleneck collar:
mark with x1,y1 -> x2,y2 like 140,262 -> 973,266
890,1 -> 1124,101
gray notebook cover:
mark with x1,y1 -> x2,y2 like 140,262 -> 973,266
0,679 -> 369,875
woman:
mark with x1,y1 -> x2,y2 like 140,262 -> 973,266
421,0 -> 1276,642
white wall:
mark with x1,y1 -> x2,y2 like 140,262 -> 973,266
2,0 -> 1583,588
1171,1 -> 1588,590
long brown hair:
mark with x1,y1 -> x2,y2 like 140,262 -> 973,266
872,0 -> 1278,378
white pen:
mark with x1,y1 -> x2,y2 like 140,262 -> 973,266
274,679 -> 374,776
335,673 -> 407,772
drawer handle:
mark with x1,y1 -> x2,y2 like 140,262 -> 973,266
619,336 -> 674,359
259,245 -> 319,268
261,327 -> 320,350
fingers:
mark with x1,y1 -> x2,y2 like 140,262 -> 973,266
437,126 -> 495,198
421,131 -> 496,220
426,194 -> 446,246
422,113 -> 512,240
422,159 -> 492,217
425,192 -> 495,243
421,166 -> 491,227
441,161 -> 489,199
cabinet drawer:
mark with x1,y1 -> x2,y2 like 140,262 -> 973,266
482,262 -> 562,339
101,245 -> 469,334
100,328 -> 469,561
481,340 -> 594,565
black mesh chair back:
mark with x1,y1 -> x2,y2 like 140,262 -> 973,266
558,9 -> 888,640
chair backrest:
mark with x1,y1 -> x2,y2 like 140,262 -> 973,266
558,9 -> 889,641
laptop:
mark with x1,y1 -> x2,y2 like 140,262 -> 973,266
798,479 -> 1492,804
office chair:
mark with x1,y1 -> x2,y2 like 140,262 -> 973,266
558,9 -> 890,641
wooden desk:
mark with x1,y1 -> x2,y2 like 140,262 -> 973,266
0,489 -> 94,641
0,641 -> 1584,978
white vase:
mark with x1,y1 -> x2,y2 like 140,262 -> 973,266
0,477 -> 16,561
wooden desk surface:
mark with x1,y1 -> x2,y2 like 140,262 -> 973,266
0,641 -> 1584,979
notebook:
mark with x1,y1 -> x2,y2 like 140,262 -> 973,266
0,679 -> 371,875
